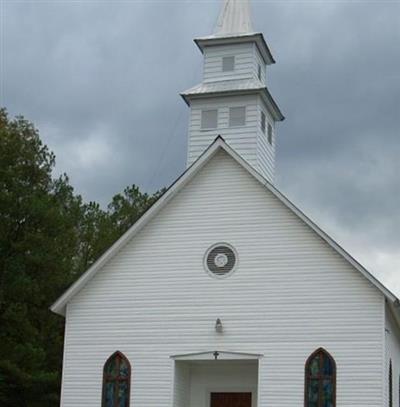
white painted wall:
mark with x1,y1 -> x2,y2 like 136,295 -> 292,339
187,95 -> 274,182
61,150 -> 386,407
188,95 -> 257,165
385,304 -> 400,407
253,46 -> 266,84
190,361 -> 257,407
174,362 -> 191,407
257,97 -> 275,182
203,43 -> 263,83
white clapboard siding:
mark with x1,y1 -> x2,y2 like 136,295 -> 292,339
253,46 -> 266,84
385,304 -> 400,407
187,95 -> 275,182
203,43 -> 255,83
188,95 -> 259,165
62,149 -> 385,407
173,362 -> 190,407
257,100 -> 275,182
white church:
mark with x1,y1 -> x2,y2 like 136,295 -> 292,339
52,1 -> 400,406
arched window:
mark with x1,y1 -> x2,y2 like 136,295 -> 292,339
102,351 -> 131,407
389,360 -> 393,407
305,348 -> 336,407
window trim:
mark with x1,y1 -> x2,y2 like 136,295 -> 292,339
222,55 -> 235,72
304,348 -> 336,407
102,351 -> 131,407
201,109 -> 218,130
229,106 -> 246,128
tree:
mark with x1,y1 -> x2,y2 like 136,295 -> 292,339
0,108 -> 82,406
0,108 -> 163,406
108,184 -> 164,237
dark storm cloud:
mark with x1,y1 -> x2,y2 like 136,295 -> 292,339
2,0 -> 399,293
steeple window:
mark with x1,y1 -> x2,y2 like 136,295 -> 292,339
222,56 -> 235,72
261,111 -> 266,134
268,123 -> 273,145
229,107 -> 246,127
201,109 -> 218,130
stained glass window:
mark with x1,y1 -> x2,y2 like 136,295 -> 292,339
102,351 -> 131,407
305,348 -> 336,407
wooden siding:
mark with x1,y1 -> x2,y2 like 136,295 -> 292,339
203,43 -> 257,83
385,304 -> 400,407
173,362 -> 190,407
187,95 -> 274,182
257,97 -> 275,182
187,95 -> 259,169
62,150 -> 385,407
253,46 -> 266,85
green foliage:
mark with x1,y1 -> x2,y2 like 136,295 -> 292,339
0,108 -> 162,406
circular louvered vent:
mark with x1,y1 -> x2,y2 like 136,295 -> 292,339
205,243 -> 237,278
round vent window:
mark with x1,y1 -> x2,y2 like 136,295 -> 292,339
205,243 -> 237,278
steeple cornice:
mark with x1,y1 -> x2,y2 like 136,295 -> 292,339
194,32 -> 275,66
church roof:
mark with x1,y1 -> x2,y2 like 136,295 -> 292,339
181,78 -> 284,121
214,0 -> 254,37
194,0 -> 275,65
51,137 -> 400,320
183,78 -> 262,93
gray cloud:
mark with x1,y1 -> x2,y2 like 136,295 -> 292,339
2,0 -> 399,294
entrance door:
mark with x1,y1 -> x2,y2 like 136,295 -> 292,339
210,392 -> 252,407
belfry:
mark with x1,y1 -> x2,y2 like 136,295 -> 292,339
181,0 -> 284,183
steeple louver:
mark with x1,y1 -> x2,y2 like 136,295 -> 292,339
214,0 -> 254,36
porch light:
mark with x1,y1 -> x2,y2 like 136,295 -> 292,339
215,318 -> 223,333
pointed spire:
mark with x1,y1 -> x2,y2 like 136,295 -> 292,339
214,0 -> 254,36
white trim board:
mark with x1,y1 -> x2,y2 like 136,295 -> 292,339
51,137 -> 400,317
171,351 -> 263,361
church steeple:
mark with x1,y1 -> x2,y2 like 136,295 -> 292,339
214,0 -> 254,36
181,0 -> 284,183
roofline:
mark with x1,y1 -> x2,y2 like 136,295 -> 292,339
50,138 -> 228,316
180,87 -> 285,122
194,32 -> 275,65
51,137 -> 399,316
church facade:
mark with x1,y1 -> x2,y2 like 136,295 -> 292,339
52,1 -> 400,407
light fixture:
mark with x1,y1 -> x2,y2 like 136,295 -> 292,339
215,318 -> 223,333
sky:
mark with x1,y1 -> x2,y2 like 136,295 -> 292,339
1,0 -> 400,295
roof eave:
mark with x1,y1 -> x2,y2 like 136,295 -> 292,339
194,32 -> 275,65
180,87 -> 285,122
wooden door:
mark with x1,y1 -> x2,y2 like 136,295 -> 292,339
210,392 -> 252,407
